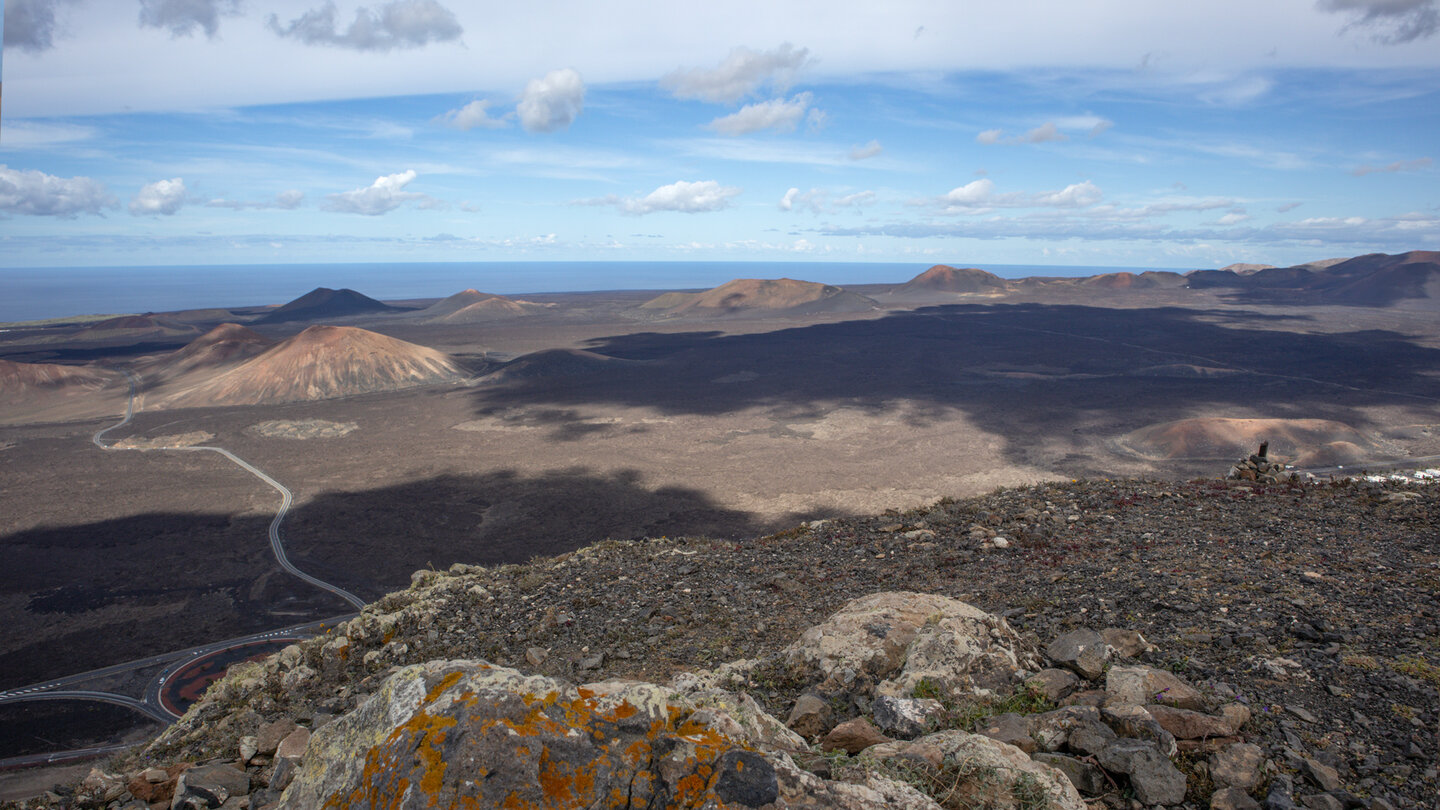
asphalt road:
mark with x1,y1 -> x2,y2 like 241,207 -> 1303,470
1,370 -> 367,768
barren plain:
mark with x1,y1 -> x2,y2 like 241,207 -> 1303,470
3,262 -> 1440,765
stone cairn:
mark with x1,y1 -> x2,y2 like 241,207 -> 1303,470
1227,441 -> 1291,483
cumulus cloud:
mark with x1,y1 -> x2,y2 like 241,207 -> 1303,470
267,0 -> 462,51
847,140 -> 883,160
1350,156 -> 1432,175
206,189 -> 306,210
437,99 -> 508,130
517,68 -> 585,133
924,178 -> 1103,212
139,0 -> 240,38
1318,0 -> 1438,43
661,43 -> 811,103
707,93 -> 817,136
0,165 -> 116,217
939,178 -> 996,206
129,178 -> 187,216
580,180 -> 741,215
975,129 -> 1004,145
779,187 -> 821,213
323,170 -> 434,215
3,0 -> 76,52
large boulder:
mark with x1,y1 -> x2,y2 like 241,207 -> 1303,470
781,592 -> 1039,699
903,730 -> 1087,810
276,659 -> 935,809
1105,665 -> 1208,711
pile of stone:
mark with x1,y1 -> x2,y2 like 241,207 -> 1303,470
37,591 -> 1298,810
1227,441 -> 1293,483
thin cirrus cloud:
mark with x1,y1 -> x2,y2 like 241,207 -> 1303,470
138,0 -> 240,38
1350,156 -> 1432,175
436,99 -> 509,131
1317,0 -> 1439,43
0,165 -> 116,217
847,140 -> 883,160
660,43 -> 811,103
206,190 -> 306,210
779,187 -> 875,213
129,178 -> 188,216
706,93 -> 821,136
517,69 -> 586,133
267,0 -> 463,51
323,170 -> 436,215
579,180 -> 741,215
976,121 -> 1070,145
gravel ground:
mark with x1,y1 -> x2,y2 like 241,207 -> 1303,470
142,476 -> 1440,808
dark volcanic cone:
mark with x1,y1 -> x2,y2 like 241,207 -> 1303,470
255,287 -> 401,324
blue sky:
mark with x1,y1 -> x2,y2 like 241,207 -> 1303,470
1,0 -> 1437,272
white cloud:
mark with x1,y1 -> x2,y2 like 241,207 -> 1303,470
267,0 -> 463,51
835,190 -> 876,207
2,0 -> 75,53
1276,202 -> 1304,213
1318,0 -> 1438,43
706,93 -> 816,136
580,180 -> 741,215
437,99 -> 509,130
779,187 -> 821,213
517,68 -> 585,133
206,189 -> 306,210
129,178 -> 187,216
940,178 -> 996,206
322,170 -> 433,215
1033,180 -> 1102,207
977,121 -> 1072,145
0,165 -> 116,217
1350,156 -> 1432,175
1055,113 -> 1115,137
1215,212 -> 1252,225
138,0 -> 240,38
847,140 -> 883,160
661,43 -> 811,103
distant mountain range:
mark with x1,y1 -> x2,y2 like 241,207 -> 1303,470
1185,250 -> 1440,306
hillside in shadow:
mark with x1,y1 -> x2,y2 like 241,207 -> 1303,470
469,304 -> 1440,467
0,467 -> 794,689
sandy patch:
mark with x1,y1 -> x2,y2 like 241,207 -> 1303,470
248,419 -> 358,439
113,431 -> 214,449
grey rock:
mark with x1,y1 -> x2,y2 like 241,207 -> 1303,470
256,719 -> 297,756
1102,704 -> 1177,757
1302,795 -> 1345,810
1266,774 -> 1299,810
1033,752 -> 1108,795
1102,628 -> 1155,658
1067,716 -> 1120,756
1031,705 -> 1104,752
1047,628 -> 1112,680
976,712 -> 1036,753
1095,739 -> 1187,806
1304,758 -> 1342,792
1213,787 -> 1262,810
1212,742 -> 1265,791
871,695 -> 944,739
1106,665 -> 1207,711
1026,668 -> 1081,702
180,763 -> 249,799
786,692 -> 834,739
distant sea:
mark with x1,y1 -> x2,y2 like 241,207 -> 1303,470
0,261 -> 1172,323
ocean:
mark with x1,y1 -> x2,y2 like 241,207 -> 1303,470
0,261 -> 1170,323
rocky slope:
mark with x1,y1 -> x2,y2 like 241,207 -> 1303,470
10,476 -> 1439,808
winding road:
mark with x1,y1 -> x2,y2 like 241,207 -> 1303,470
2,369 -> 367,767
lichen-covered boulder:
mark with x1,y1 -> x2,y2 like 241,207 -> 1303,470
275,659 -> 937,809
903,730 -> 1087,810
781,592 -> 1039,699
1105,666 -> 1207,711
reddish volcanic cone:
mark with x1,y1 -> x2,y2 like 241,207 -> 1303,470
140,323 -> 275,383
0,359 -> 125,425
422,290 -> 533,323
895,265 -> 1007,295
156,325 -> 465,407
72,314 -> 201,341
640,278 -> 876,314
